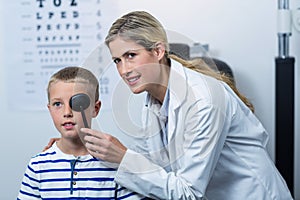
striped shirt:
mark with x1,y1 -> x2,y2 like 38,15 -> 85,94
17,143 -> 145,200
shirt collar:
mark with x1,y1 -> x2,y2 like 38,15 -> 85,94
160,88 -> 170,118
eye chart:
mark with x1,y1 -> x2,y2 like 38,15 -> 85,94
5,0 -> 118,111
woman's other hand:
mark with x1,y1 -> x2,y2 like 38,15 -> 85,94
43,138 -> 60,151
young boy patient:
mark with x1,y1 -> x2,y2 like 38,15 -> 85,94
17,66 -> 145,199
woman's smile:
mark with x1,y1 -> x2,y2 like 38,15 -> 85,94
125,74 -> 141,86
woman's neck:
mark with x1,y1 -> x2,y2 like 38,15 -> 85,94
148,63 -> 170,104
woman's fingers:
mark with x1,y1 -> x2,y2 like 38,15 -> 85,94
43,138 -> 60,151
81,128 -> 127,163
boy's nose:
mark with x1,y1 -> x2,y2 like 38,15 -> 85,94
63,105 -> 73,118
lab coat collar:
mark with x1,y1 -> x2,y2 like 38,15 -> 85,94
168,59 -> 188,110
144,59 -> 187,110
145,59 -> 188,145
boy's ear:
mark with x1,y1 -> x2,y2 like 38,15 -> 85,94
93,100 -> 101,117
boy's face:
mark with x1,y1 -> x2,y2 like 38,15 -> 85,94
47,81 -> 101,141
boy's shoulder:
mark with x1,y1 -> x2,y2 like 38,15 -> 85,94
31,144 -> 57,161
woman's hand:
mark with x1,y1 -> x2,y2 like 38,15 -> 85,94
81,128 -> 127,164
43,138 -> 60,151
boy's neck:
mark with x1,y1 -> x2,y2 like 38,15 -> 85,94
56,138 -> 89,156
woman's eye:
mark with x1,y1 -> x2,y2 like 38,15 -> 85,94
113,58 -> 121,64
127,53 -> 136,59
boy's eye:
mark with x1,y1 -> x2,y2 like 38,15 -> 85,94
52,102 -> 62,107
113,58 -> 121,64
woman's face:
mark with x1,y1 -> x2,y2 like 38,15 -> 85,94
108,36 -> 167,94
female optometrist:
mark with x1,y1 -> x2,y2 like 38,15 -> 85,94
78,11 -> 293,199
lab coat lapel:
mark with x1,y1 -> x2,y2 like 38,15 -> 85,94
167,60 -> 188,144
141,95 -> 171,168
139,60 -> 188,168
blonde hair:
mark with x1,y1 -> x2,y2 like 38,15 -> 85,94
105,11 -> 254,112
47,66 -> 99,103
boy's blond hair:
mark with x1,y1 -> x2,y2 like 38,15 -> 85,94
47,66 -> 99,102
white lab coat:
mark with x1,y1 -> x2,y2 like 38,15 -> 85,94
115,59 -> 293,200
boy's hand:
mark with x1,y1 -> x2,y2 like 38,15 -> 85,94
43,138 -> 60,151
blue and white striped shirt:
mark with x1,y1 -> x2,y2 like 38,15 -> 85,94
17,143 -> 145,199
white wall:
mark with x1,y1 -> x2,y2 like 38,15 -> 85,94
0,0 -> 299,199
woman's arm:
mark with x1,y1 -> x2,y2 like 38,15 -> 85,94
82,100 -> 227,199
115,102 -> 227,199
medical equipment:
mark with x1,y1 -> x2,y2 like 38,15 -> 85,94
275,0 -> 299,196
69,93 -> 90,128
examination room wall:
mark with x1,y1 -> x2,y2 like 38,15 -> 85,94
0,0 -> 299,199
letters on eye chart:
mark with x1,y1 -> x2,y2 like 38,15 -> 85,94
6,0 -> 115,111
